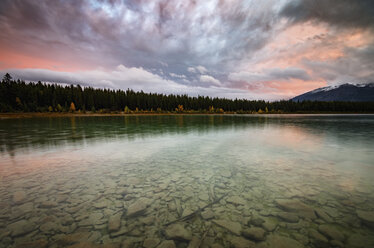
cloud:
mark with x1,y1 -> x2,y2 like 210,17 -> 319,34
0,0 -> 284,77
280,0 -> 374,30
196,66 -> 208,74
199,75 -> 222,86
303,45 -> 374,84
2,65 -> 278,99
229,67 -> 311,84
0,0 -> 373,100
187,65 -> 208,74
187,67 -> 196,73
169,72 -> 186,79
3,65 -> 189,94
227,66 -> 324,98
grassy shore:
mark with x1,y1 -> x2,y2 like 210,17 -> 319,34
0,111 -> 373,119
0,112 -> 232,118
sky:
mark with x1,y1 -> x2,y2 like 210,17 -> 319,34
0,0 -> 373,100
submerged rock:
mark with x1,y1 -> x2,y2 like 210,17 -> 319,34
201,209 -> 214,220
39,201 -> 58,208
356,210 -> 374,226
15,202 -> 34,214
79,212 -> 105,226
56,194 -> 69,203
156,240 -> 176,248
186,236 -> 200,248
314,208 -> 333,223
56,232 -> 92,246
330,240 -> 344,248
249,217 -> 265,227
199,193 -> 209,201
318,224 -> 345,241
40,221 -> 59,233
13,191 -> 26,204
127,198 -> 149,217
110,227 -> 131,238
165,223 -> 192,241
65,241 -> 119,248
13,239 -> 48,248
347,233 -> 374,248
323,207 -> 340,219
210,244 -> 224,248
87,231 -> 101,242
309,229 -> 329,247
121,239 -> 136,248
140,216 -> 156,225
93,200 -> 110,209
267,234 -> 304,248
143,238 -> 161,248
8,219 -> 37,237
262,218 -> 278,232
275,199 -> 316,219
230,237 -> 255,248
220,170 -> 232,178
277,212 -> 299,223
108,213 -> 122,232
212,220 -> 242,235
242,227 -> 266,241
61,214 -> 75,226
168,202 -> 176,212
226,196 -> 246,206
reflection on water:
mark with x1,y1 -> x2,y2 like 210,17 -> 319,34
0,115 -> 374,248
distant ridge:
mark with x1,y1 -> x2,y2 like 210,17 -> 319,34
292,83 -> 374,102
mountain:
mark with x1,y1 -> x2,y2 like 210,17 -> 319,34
292,83 -> 374,102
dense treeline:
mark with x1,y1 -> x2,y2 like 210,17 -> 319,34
1,73 -> 374,113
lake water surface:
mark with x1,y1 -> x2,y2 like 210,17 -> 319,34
0,115 -> 374,248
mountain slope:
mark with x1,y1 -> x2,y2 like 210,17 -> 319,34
292,83 -> 374,102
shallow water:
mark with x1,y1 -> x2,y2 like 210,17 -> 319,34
0,115 -> 374,248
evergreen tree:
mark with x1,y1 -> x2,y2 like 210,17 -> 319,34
3,73 -> 12,83
0,73 -> 373,114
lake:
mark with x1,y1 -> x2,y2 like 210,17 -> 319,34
0,114 -> 374,248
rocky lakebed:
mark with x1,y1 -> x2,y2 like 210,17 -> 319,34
1,154 -> 374,248
1,115 -> 374,248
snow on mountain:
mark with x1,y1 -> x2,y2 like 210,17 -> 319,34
292,83 -> 374,102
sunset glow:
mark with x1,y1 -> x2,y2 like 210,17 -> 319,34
0,0 -> 373,100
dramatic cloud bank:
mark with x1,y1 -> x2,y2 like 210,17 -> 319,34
0,0 -> 373,100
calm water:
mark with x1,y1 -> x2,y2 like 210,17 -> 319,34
0,115 -> 374,248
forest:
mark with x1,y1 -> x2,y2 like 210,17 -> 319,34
1,73 -> 374,113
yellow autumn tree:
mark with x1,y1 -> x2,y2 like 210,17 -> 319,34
15,97 -> 22,107
57,104 -> 63,112
69,102 -> 76,112
124,106 -> 130,113
176,105 -> 184,112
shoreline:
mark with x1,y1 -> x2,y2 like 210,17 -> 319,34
1,112 -> 374,119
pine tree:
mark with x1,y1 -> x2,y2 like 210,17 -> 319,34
2,73 -> 12,83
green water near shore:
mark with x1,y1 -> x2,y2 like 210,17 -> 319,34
0,115 -> 374,248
